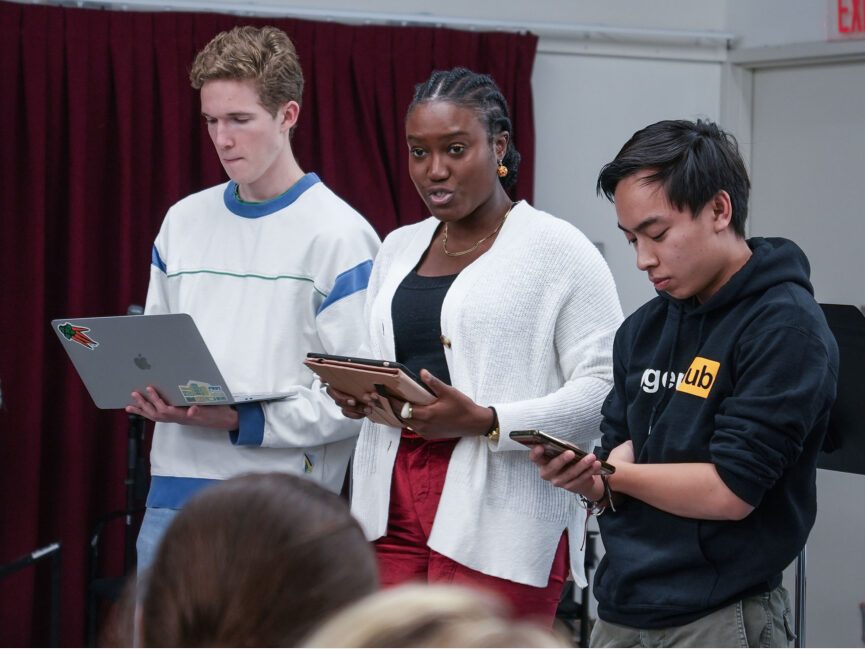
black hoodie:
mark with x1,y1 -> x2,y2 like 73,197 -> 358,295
594,237 -> 839,629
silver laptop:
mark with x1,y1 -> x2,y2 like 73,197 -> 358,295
51,313 -> 295,409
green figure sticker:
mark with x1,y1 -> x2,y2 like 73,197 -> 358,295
57,322 -> 99,350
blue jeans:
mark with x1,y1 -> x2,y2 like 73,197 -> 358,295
135,507 -> 179,574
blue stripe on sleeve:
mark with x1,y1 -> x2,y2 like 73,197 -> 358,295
151,245 -> 167,273
229,402 -> 265,446
317,259 -> 373,315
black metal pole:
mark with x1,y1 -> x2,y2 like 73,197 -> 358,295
124,413 -> 145,574
1,542 -> 62,647
579,531 -> 597,647
87,524 -> 99,648
49,544 -> 62,648
795,546 -> 806,648
0,541 -> 61,579
124,304 -> 145,575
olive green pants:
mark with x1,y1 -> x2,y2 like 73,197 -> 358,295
590,585 -> 796,648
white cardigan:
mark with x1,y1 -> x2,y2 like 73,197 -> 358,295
350,202 -> 623,587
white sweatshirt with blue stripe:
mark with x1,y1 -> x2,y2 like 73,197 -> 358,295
144,174 -> 380,507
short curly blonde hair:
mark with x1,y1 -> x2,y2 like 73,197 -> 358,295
190,25 -> 303,118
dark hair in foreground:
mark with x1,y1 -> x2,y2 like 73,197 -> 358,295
596,119 -> 751,237
409,66 -> 521,190
140,473 -> 378,647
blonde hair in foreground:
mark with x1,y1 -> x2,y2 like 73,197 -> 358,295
303,583 -> 567,648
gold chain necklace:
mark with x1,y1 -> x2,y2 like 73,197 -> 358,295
442,202 -> 516,258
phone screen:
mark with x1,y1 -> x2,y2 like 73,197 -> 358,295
510,430 -> 615,475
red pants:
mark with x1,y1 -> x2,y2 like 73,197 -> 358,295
374,432 -> 569,625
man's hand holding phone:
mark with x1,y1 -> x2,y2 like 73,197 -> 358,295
529,445 -> 607,501
512,430 -> 613,499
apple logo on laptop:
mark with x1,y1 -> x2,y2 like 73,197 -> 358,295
134,354 -> 151,370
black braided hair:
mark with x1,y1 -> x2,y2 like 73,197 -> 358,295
408,67 -> 520,190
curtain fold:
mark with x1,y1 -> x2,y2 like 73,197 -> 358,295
0,1 -> 537,644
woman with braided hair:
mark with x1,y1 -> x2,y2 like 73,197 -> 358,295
327,67 -> 623,624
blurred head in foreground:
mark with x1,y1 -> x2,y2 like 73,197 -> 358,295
303,583 -> 567,647
139,472 -> 378,647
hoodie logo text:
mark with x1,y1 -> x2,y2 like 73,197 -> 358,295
676,357 -> 720,399
640,369 -> 684,393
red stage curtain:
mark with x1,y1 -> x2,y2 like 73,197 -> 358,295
0,1 -> 537,644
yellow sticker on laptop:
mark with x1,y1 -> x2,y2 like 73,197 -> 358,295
179,380 -> 229,404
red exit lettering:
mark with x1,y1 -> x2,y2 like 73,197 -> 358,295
838,0 -> 865,33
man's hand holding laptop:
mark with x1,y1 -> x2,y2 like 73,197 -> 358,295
126,385 -> 239,430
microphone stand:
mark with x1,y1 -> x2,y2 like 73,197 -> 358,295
124,303 -> 146,573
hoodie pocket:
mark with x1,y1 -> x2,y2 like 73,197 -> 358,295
596,502 -> 720,613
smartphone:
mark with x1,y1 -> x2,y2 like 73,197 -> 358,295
509,429 -> 615,475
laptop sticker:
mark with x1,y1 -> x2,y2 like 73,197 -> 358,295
179,380 -> 229,404
57,322 -> 99,350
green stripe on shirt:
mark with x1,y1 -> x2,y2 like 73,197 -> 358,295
167,269 -> 328,297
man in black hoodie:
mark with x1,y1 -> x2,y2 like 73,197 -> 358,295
532,119 -> 838,647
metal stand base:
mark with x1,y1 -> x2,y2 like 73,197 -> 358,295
795,546 -> 806,647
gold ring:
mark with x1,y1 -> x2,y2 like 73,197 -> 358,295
400,401 -> 413,420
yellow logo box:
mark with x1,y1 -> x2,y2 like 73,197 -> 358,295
677,357 -> 721,399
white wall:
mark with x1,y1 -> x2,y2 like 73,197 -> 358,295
742,55 -> 865,648
727,0 -> 834,48
48,0 -> 728,32
532,54 -> 722,315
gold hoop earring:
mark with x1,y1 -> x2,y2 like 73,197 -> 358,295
497,161 -> 508,178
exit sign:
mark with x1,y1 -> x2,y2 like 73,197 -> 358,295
829,0 -> 865,40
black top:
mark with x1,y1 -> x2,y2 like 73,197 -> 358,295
594,237 -> 839,629
392,270 -> 458,386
